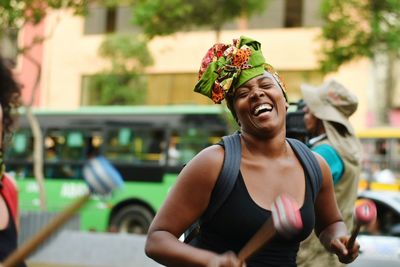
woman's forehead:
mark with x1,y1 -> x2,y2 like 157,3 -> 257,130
242,71 -> 278,87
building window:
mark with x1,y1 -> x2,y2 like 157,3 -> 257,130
284,0 -> 303,27
105,7 -> 116,33
245,0 -> 323,29
84,5 -> 140,35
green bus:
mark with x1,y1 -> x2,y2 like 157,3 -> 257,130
5,105 -> 231,234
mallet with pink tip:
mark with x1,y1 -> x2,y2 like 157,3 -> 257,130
238,194 -> 303,262
347,199 -> 377,249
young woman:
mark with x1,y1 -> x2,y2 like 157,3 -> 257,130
145,36 -> 359,267
0,56 -> 26,267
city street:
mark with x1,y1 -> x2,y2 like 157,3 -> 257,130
26,231 -> 161,267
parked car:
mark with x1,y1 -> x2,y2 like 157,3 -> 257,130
349,190 -> 400,267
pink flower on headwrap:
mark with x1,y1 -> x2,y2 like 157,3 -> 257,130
198,43 -> 229,80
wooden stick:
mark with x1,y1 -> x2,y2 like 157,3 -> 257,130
2,193 -> 90,267
238,218 -> 276,262
347,224 -> 361,250
346,199 -> 377,250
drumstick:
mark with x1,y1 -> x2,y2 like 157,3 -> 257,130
238,194 -> 303,262
2,156 -> 124,267
347,199 -> 377,249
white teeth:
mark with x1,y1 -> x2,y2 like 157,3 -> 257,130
254,104 -> 273,115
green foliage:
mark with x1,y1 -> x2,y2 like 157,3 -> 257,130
319,0 -> 400,73
89,34 -> 153,105
88,73 -> 147,105
0,0 -> 88,30
132,0 -> 268,38
99,34 -> 153,70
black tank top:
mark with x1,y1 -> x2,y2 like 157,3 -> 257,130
0,200 -> 27,267
192,170 -> 315,267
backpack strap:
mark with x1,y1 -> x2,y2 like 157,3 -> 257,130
287,138 -> 323,202
184,131 -> 241,243
201,131 -> 241,223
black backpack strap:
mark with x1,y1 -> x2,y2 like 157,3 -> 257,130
201,131 -> 241,223
287,138 -> 323,202
184,131 -> 241,243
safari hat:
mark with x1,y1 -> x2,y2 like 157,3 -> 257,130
301,80 -> 358,134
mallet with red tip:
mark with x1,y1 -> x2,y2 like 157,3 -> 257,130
347,199 -> 377,249
238,194 -> 303,262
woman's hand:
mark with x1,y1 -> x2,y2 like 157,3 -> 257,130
329,236 -> 360,264
207,251 -> 246,267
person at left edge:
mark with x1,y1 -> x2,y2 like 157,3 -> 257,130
145,36 -> 360,267
0,56 -> 27,267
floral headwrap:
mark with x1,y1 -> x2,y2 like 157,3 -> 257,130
194,36 -> 287,104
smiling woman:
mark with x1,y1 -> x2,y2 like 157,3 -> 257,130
145,36 -> 360,267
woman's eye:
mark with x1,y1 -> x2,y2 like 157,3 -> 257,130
260,83 -> 273,89
236,90 -> 249,98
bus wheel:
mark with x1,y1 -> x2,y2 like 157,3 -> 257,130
110,205 -> 154,234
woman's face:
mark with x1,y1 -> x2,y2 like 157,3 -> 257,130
233,71 -> 288,137
303,105 -> 319,135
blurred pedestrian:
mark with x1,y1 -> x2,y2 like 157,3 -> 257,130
145,37 -> 359,267
297,80 -> 362,267
0,56 -> 27,267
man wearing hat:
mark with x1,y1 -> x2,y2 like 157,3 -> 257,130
297,80 -> 362,267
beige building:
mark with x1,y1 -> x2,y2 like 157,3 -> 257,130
13,0 -> 380,131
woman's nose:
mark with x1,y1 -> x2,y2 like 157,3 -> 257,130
250,88 -> 266,99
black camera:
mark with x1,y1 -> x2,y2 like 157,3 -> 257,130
286,100 -> 309,143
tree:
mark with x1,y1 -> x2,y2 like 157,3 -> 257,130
0,0 -> 89,210
87,34 -> 153,105
319,0 -> 400,125
132,0 -> 269,41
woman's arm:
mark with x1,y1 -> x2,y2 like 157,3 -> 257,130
313,153 -> 359,264
145,145 -> 243,267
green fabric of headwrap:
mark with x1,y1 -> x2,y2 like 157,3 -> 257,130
194,36 -> 270,104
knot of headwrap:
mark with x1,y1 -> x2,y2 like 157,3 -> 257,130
194,36 -> 287,104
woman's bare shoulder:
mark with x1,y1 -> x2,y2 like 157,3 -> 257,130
312,151 -> 331,178
180,144 -> 225,187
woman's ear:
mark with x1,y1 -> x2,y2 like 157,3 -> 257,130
285,102 -> 289,111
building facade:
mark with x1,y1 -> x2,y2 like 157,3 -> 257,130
6,0 -> 395,130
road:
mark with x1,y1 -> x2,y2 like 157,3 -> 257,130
25,230 -> 162,267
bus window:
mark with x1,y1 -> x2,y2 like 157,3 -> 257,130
169,127 -> 226,166
45,129 -> 86,161
64,131 -> 85,160
166,134 -> 180,166
44,136 -> 58,161
104,128 -> 135,161
87,132 -> 103,158
43,129 -> 87,179
6,129 -> 33,161
5,128 -> 33,178
105,127 -> 167,164
146,130 -> 165,162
